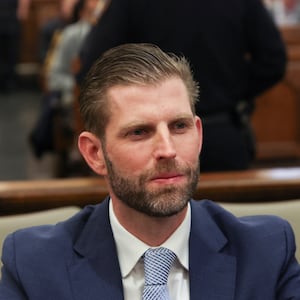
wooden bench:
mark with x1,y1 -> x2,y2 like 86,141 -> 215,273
1,167 -> 300,216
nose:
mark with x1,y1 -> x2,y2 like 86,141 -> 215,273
152,128 -> 177,160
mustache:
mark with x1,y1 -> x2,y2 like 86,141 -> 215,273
143,160 -> 192,179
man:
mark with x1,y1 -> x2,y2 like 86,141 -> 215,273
0,44 -> 299,299
77,0 -> 287,172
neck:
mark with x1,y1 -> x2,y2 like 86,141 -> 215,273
111,197 -> 188,247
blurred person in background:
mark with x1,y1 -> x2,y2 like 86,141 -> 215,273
29,0 -> 106,176
77,0 -> 287,172
38,0 -> 79,66
0,0 -> 30,92
46,0 -> 101,103
270,0 -> 300,25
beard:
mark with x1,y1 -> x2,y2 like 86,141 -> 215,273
102,149 -> 199,217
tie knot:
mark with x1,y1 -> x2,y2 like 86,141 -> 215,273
143,247 -> 176,286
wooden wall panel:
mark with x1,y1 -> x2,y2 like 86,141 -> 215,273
252,25 -> 300,162
20,0 -> 60,63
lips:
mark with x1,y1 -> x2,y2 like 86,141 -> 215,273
150,172 -> 184,181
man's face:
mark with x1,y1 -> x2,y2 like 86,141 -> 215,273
101,77 -> 202,217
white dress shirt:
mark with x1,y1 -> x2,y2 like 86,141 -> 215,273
109,199 -> 191,300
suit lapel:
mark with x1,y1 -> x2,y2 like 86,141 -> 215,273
66,199 -> 236,300
189,201 -> 236,300
68,200 -> 124,300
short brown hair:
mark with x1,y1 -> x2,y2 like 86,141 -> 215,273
79,43 -> 199,138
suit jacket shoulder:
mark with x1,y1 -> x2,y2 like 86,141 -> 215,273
0,199 -> 124,300
189,199 -> 300,299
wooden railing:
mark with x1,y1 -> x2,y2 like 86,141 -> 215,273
1,167 -> 300,215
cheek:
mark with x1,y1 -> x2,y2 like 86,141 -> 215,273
178,145 -> 200,165
175,133 -> 201,159
107,143 -> 151,174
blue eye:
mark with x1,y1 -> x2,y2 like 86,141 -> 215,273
125,127 -> 150,140
132,128 -> 147,136
175,122 -> 186,129
172,121 -> 188,132
171,118 -> 194,133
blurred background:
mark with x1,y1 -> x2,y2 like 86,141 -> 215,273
1,0 -> 300,181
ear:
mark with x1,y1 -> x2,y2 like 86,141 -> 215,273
77,131 -> 107,176
195,116 -> 203,154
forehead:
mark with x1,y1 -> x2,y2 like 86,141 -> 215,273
106,77 -> 192,117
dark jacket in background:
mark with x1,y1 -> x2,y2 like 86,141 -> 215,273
0,0 -> 20,91
0,0 -> 19,32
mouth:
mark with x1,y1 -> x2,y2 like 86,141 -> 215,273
150,172 -> 185,184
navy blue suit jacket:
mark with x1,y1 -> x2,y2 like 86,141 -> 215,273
1,199 -> 300,299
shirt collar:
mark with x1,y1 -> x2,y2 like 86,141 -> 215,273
109,199 -> 191,278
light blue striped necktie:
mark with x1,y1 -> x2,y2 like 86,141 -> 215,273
142,247 -> 176,300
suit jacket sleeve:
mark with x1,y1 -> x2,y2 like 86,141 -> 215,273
0,234 -> 27,300
276,219 -> 300,299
